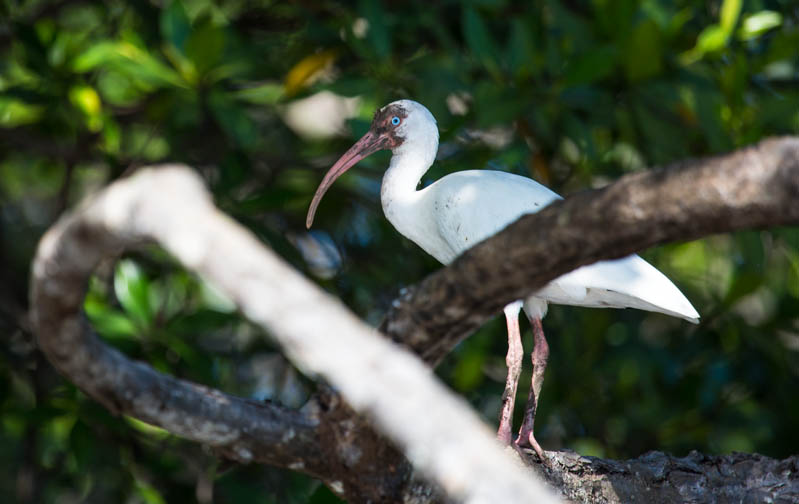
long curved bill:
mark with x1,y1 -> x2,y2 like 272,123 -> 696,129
306,130 -> 388,229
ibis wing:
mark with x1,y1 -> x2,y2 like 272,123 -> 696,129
538,256 -> 700,322
431,170 -> 560,261
430,170 -> 699,322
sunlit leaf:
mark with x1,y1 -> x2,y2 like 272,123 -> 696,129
680,0 -> 741,64
84,300 -> 139,339
114,259 -> 153,328
125,416 -> 171,439
68,84 -> 103,131
97,70 -> 143,106
234,82 -> 284,105
284,50 -> 337,97
738,11 -> 782,41
72,41 -> 185,88
696,25 -> 729,53
72,41 -> 127,71
0,97 -> 44,126
719,0 -> 742,34
135,480 -> 167,504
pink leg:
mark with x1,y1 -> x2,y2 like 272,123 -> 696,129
515,317 -> 549,459
497,303 -> 524,445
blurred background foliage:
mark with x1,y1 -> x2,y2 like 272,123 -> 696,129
1,0 -> 798,502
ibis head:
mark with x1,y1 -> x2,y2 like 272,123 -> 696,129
306,100 -> 441,229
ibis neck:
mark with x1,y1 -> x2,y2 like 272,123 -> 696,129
380,142 -> 438,241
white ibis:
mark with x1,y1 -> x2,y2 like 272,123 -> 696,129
306,100 -> 699,459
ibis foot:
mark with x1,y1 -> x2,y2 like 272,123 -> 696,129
515,430 -> 545,461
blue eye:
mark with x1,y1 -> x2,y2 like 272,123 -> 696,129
391,116 -> 400,126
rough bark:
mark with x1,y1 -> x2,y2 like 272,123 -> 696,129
28,137 -> 799,503
527,450 -> 799,504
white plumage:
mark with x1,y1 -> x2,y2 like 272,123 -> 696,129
307,99 -> 699,457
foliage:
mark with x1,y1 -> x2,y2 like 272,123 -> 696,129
1,0 -> 798,502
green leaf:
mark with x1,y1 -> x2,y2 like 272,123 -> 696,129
473,82 -> 526,126
160,0 -> 191,52
722,272 -> 763,307
234,82 -> 284,105
564,45 -> 618,86
135,480 -> 167,504
359,0 -> 391,59
680,0 -> 741,64
124,416 -> 170,439
69,420 -> 95,473
624,20 -> 662,81
185,22 -> 225,75
97,70 -> 143,106
114,259 -> 152,327
71,41 -> 120,71
696,25 -> 729,53
451,349 -> 486,392
0,97 -> 44,127
166,309 -> 234,335
72,41 -> 185,88
507,18 -> 536,79
84,299 -> 139,339
323,77 -> 376,97
68,84 -> 103,132
209,91 -> 257,149
462,6 -> 500,77
719,0 -> 742,34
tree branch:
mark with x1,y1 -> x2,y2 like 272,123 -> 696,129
28,136 -> 799,503
526,449 -> 799,503
381,136 -> 799,364
30,166 -> 557,503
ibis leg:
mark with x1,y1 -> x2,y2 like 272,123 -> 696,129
515,316 -> 549,459
497,303 -> 524,445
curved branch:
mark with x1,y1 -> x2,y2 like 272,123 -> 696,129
382,136 -> 799,364
28,175 -> 326,472
30,166 -> 557,503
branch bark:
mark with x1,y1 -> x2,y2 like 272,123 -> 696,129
28,136 -> 799,503
525,449 -> 799,503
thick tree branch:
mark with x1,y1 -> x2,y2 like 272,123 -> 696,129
382,136 -> 799,364
30,166 -> 557,503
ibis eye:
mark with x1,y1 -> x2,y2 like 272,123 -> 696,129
391,116 -> 400,126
